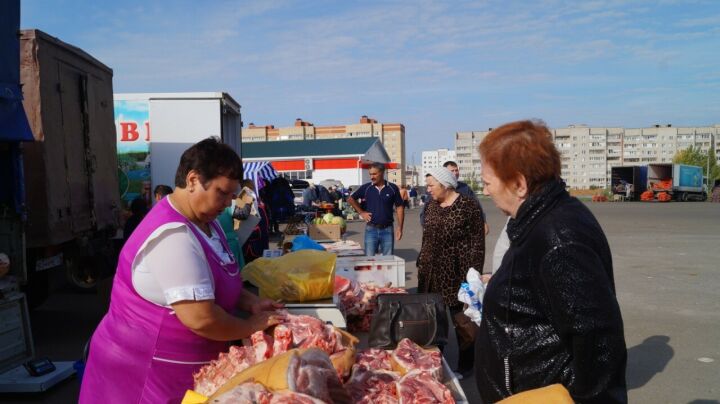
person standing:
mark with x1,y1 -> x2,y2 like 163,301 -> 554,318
408,185 -> 418,208
399,185 -> 410,209
153,184 -> 173,203
443,160 -> 490,236
475,120 -> 627,403
80,138 -> 283,403
347,163 -> 404,256
416,167 -> 485,379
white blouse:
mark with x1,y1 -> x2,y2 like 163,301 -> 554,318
131,198 -> 234,307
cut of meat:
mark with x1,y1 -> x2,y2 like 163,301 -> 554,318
391,338 -> 442,380
272,324 -> 292,355
354,348 -> 392,371
210,381 -> 273,404
298,324 -> 340,355
194,345 -> 256,397
287,348 -> 351,404
251,330 -> 274,362
396,370 -> 454,404
345,366 -> 400,403
269,390 -> 327,404
276,311 -> 326,346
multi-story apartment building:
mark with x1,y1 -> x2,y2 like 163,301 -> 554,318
421,148 -> 456,179
243,116 -> 406,185
454,131 -> 487,184
456,124 -> 720,189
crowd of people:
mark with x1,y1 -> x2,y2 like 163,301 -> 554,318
88,119 -> 627,403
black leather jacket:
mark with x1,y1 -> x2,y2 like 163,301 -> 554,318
476,180 -> 627,403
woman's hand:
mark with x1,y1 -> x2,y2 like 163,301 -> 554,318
247,311 -> 283,332
249,297 -> 285,314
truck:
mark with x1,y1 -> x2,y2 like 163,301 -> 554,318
1,29 -> 120,308
647,163 -> 706,201
114,92 -> 242,208
610,166 -> 647,201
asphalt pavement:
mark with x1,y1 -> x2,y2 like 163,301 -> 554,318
3,200 -> 719,403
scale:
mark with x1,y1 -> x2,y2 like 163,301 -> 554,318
0,277 -> 76,393
285,298 -> 347,329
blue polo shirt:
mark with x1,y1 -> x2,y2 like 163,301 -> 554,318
352,181 -> 403,226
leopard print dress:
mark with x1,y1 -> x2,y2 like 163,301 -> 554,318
417,194 -> 485,310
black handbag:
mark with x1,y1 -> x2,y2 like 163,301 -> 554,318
368,293 -> 449,349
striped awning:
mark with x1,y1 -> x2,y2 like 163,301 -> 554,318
243,161 -> 278,192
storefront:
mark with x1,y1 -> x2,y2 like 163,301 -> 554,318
242,137 -> 396,188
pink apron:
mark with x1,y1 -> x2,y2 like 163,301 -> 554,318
79,198 -> 243,403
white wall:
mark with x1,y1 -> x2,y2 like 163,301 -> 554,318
149,99 -> 221,190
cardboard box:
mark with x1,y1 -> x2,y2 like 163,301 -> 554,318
308,224 -> 342,241
336,255 -> 406,287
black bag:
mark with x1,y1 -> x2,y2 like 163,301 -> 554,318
368,293 -> 449,349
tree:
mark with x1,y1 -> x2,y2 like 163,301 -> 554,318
673,145 -> 720,184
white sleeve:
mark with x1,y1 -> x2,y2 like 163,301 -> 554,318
136,225 -> 215,305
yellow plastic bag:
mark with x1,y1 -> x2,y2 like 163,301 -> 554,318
242,250 -> 336,302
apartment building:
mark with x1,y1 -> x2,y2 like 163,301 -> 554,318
454,131 -> 487,184
456,124 -> 720,189
421,148 -> 456,179
243,116 -> 406,185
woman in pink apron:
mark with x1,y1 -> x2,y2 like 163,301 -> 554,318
80,138 -> 282,403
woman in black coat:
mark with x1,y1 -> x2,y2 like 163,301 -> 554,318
475,120 -> 627,404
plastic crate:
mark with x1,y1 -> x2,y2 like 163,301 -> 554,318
336,255 -> 405,287
0,292 -> 34,374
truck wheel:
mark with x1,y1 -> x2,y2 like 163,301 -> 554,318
681,192 -> 688,202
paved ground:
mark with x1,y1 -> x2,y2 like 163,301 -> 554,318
4,200 -> 720,403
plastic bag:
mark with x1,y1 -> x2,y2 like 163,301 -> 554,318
242,250 -> 336,302
289,235 -> 325,252
457,267 -> 485,326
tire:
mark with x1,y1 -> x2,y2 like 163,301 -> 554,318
64,254 -> 99,291
681,192 -> 688,202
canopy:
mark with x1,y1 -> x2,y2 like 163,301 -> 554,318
243,161 -> 278,192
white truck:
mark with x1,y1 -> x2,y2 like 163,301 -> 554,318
114,93 -> 242,208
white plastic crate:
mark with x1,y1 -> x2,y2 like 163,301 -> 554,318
335,255 -> 406,287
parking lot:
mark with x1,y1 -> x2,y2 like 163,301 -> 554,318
4,200 -> 719,403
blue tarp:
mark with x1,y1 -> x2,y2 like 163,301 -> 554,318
0,0 -> 34,142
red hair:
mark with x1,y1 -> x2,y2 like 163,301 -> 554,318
478,120 -> 561,195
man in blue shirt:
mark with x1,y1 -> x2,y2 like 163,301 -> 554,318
348,163 -> 405,256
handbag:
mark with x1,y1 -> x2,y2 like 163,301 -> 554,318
452,310 -> 477,350
368,293 -> 449,349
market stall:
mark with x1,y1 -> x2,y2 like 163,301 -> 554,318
181,244 -> 470,403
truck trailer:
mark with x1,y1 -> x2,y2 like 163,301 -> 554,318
114,93 -> 242,208
2,29 -> 120,307
647,163 -> 706,201
610,166 -> 648,201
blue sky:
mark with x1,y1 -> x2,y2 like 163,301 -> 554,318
21,0 -> 720,162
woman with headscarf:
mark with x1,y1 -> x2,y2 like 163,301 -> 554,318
475,120 -> 627,403
80,138 -> 283,403
416,166 -> 485,379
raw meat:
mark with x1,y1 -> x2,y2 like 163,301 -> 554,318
337,282 -> 407,332
345,366 -> 400,403
287,348 -> 351,404
210,381 -> 272,404
251,330 -> 274,362
194,345 -> 256,396
396,370 -> 454,404
272,324 -> 292,355
277,312 -> 326,346
354,348 -> 392,372
269,390 -> 327,404
391,338 -> 442,380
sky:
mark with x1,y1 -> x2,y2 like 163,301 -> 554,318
21,0 -> 720,163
